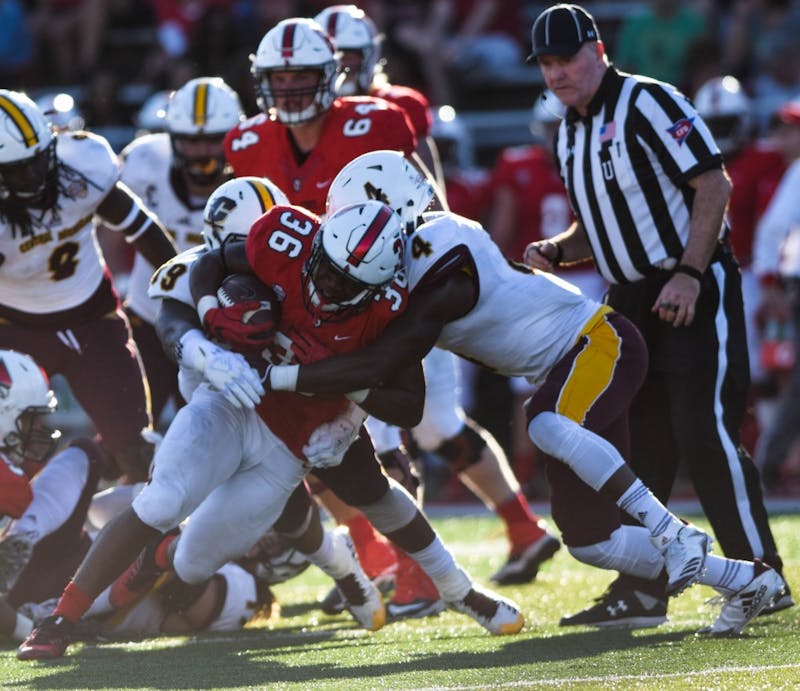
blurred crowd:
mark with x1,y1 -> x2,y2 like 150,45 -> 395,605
2,0 -> 800,497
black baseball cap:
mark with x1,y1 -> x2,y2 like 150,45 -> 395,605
527,4 -> 600,62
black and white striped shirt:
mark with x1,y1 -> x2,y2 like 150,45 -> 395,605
555,67 -> 725,284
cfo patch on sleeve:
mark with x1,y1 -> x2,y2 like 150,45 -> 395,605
666,117 -> 694,145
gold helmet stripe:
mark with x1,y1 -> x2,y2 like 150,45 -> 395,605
247,179 -> 278,213
193,82 -> 209,127
0,95 -> 39,148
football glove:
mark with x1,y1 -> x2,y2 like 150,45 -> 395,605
177,329 -> 264,409
287,327 -> 335,364
202,302 -> 276,351
302,402 -> 367,468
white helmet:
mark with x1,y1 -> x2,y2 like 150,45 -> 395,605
35,92 -> 85,132
250,18 -> 340,126
314,4 -> 381,95
304,200 -> 404,321
431,105 -> 473,170
693,76 -> 752,156
134,90 -> 171,133
530,89 -> 565,141
0,350 -> 59,465
327,150 -> 435,234
166,77 -> 244,185
0,89 -> 56,202
203,176 -> 290,250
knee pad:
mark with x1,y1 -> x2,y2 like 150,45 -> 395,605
357,478 -> 419,534
568,526 -> 664,580
131,480 -> 189,533
434,420 -> 486,474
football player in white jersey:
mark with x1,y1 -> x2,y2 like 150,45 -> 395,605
117,77 -> 245,426
0,90 -> 178,482
259,150 -> 787,636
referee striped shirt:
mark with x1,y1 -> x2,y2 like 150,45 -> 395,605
555,67 -> 725,284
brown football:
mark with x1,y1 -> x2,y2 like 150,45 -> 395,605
217,273 -> 280,329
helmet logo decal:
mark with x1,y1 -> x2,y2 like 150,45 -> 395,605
247,179 -> 277,213
281,24 -> 297,59
193,82 -> 209,128
363,181 -> 390,204
348,204 -> 393,267
325,13 -> 340,40
0,358 -> 11,396
0,95 -> 39,148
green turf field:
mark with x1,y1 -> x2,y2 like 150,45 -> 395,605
2,513 -> 798,690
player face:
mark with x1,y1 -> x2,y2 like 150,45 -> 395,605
538,43 -> 605,115
312,257 -> 364,305
0,148 -> 51,200
268,70 -> 321,115
339,49 -> 363,92
172,134 -> 227,182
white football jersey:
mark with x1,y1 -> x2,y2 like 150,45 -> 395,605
406,213 -> 603,385
148,245 -> 206,399
121,133 -> 207,323
0,132 -> 119,313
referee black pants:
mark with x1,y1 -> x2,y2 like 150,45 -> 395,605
606,248 -> 782,572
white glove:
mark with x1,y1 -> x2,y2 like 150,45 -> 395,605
178,329 -> 264,409
302,403 -> 367,468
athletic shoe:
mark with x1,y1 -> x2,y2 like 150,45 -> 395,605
447,584 -> 524,635
759,579 -> 794,616
653,523 -> 711,596
490,533 -> 561,585
332,531 -> 386,631
17,615 -> 74,661
320,574 -> 394,616
109,531 -> 174,609
560,583 -> 667,629
698,560 -> 785,636
386,550 -> 444,621
0,531 -> 36,593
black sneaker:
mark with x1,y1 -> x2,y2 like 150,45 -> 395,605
490,534 -> 561,586
386,597 -> 445,621
17,615 -> 74,660
759,578 -> 794,616
560,581 -> 667,629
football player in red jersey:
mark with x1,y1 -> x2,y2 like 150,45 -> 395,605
314,8 -> 561,601
224,17 -> 418,215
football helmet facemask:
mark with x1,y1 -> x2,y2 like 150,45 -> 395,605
166,77 -> 244,185
314,5 -> 382,96
0,89 -> 57,206
327,150 -> 435,235
304,200 -> 403,322
203,176 -> 290,250
251,18 -> 340,126
0,350 -> 60,466
693,76 -> 752,156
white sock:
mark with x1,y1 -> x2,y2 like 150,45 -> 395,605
699,555 -> 755,594
409,538 -> 471,602
617,479 -> 681,540
304,529 -> 350,580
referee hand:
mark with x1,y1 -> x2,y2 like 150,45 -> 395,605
524,241 -> 559,271
652,273 -> 701,327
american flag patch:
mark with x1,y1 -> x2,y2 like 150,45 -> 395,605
599,122 -> 615,143
667,117 -> 695,145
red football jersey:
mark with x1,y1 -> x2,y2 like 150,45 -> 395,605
245,205 -> 408,459
370,83 -> 432,139
0,456 -> 33,519
726,141 -> 785,266
225,97 -> 417,215
491,144 -> 574,261
443,168 -> 493,222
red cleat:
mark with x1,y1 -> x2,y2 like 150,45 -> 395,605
17,615 -> 73,661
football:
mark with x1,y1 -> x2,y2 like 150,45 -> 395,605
217,273 -> 280,329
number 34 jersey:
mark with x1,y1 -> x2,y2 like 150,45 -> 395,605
405,212 -> 603,385
224,97 -> 416,215
0,132 -> 120,314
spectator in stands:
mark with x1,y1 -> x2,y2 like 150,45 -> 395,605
393,0 -> 525,106
614,0 -> 707,86
0,0 -> 35,88
752,98 -> 800,492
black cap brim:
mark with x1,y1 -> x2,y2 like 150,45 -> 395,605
526,43 -> 583,62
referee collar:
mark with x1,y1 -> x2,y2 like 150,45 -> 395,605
565,65 -> 622,123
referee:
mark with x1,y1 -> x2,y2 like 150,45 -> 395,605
524,4 -> 791,627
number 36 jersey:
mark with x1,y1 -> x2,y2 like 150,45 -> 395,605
0,132 -> 119,314
224,97 -> 416,215
405,212 -> 604,385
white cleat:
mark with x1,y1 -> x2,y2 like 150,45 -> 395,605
653,523 -> 711,596
447,584 -> 524,635
332,531 -> 386,632
698,560 -> 785,636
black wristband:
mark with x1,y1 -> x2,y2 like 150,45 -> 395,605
675,264 -> 704,282
551,242 -> 564,267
